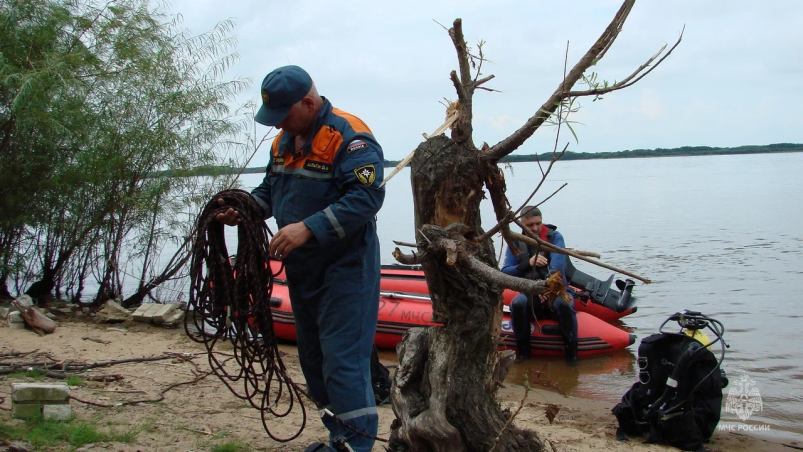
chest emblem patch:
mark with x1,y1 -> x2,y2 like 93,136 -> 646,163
354,164 -> 376,186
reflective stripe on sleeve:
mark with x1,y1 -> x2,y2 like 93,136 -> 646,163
324,206 -> 346,238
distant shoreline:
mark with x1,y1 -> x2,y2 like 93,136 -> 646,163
171,143 -> 803,177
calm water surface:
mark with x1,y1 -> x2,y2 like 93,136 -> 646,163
238,152 -> 803,436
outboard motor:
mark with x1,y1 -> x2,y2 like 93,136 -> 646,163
615,278 -> 636,312
564,257 -> 638,314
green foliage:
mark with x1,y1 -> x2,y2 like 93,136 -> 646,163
5,369 -> 46,380
0,415 -> 140,449
65,375 -> 84,386
501,143 -> 803,163
0,0 -> 249,301
212,440 -> 250,452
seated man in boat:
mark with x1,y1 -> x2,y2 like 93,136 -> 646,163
501,206 -> 579,364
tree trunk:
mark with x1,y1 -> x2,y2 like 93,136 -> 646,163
122,251 -> 190,308
0,274 -> 12,300
388,135 -> 541,452
387,4 -> 671,449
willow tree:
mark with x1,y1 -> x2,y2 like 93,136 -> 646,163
0,0 -> 247,303
388,2 -> 679,450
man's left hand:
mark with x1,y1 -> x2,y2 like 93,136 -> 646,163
270,222 -> 313,258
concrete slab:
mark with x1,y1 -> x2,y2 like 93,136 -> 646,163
12,383 -> 70,403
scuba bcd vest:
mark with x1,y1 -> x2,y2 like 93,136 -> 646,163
513,224 -> 556,280
612,311 -> 729,452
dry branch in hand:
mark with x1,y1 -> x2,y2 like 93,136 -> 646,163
508,226 -> 651,283
463,255 -> 548,297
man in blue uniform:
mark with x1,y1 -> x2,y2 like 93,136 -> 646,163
501,206 -> 578,365
217,66 -> 385,452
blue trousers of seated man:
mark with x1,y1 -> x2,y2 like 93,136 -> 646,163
510,293 -> 578,360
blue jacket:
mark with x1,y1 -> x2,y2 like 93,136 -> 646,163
501,225 -> 567,282
251,98 -> 385,271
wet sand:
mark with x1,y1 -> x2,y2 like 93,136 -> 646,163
1,320 -> 798,451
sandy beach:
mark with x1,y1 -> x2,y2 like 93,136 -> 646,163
0,320 -> 797,451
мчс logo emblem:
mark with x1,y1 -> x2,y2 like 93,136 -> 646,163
354,164 -> 376,186
725,372 -> 763,422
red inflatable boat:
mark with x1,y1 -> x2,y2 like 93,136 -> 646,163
267,276 -> 636,358
268,260 -> 637,322
378,263 -> 637,322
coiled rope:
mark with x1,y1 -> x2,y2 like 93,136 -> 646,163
185,189 -> 387,444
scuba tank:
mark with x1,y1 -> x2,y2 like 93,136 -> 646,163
613,310 -> 729,452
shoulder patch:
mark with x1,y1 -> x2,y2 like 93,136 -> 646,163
304,160 -> 332,173
273,156 -> 285,165
353,164 -> 376,186
347,140 -> 368,153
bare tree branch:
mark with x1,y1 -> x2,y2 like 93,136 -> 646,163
449,19 -> 473,87
512,143 -> 569,218
462,255 -> 547,296
474,75 -> 495,87
531,182 -> 568,212
474,212 -> 512,244
568,26 -> 684,97
450,70 -> 467,101
393,240 -> 419,248
482,166 -> 521,256
508,227 -> 651,283
393,247 -> 423,265
482,0 -> 639,161
448,19 -> 476,147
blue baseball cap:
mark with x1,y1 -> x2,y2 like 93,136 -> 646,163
254,65 -> 313,126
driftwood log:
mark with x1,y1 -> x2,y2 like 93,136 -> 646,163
12,300 -> 57,335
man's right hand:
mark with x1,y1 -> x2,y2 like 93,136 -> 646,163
529,254 -> 548,267
215,198 -> 241,226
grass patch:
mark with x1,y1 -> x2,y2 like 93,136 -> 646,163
5,369 -> 46,380
0,414 -> 140,449
219,400 -> 252,410
212,441 -> 250,452
65,375 -> 84,386
212,428 -> 232,440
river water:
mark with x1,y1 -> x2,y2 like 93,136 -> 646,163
193,152 -> 803,437
365,152 -> 803,438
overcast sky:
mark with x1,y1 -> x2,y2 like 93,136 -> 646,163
164,0 -> 803,162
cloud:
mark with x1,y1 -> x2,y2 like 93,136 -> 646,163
627,88 -> 663,119
162,0 -> 803,159
483,114 -> 524,132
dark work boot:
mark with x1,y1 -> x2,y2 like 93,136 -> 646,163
333,439 -> 356,452
515,340 -> 532,363
565,340 -> 578,367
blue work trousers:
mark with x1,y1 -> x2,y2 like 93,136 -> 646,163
286,259 -> 379,452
